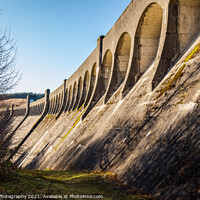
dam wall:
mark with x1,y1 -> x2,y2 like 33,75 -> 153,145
4,0 -> 200,198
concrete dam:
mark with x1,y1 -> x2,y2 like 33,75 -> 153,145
4,0 -> 200,198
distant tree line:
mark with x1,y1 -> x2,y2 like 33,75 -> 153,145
5,92 -> 45,101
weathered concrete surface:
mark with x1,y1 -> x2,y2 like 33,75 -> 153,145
7,39 -> 200,199
8,116 -> 40,150
5,0 -> 200,199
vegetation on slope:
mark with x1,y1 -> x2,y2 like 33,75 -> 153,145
0,168 -> 155,200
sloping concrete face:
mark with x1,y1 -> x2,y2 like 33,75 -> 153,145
5,0 -> 200,198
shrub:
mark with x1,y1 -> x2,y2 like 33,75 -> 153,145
0,160 -> 18,183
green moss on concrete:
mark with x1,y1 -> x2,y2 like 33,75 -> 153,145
70,104 -> 84,120
156,43 -> 200,99
45,114 -> 55,120
55,107 -> 86,150
184,43 -> 200,62
156,64 -> 186,99
175,94 -> 187,106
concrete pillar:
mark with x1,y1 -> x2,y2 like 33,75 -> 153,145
82,36 -> 104,119
43,89 -> 50,115
25,95 -> 30,116
56,80 -> 67,119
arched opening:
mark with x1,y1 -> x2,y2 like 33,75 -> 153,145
78,71 -> 89,108
49,98 -> 53,114
53,97 -> 56,114
41,103 -> 44,114
152,0 -> 200,89
136,3 -> 162,74
106,32 -> 131,102
35,105 -> 38,115
73,77 -> 83,109
101,50 -> 112,96
53,96 -> 57,114
31,107 -> 33,115
59,92 -> 63,112
56,92 -> 63,115
55,95 -> 59,114
64,88 -> 68,112
33,106 -> 36,115
69,82 -> 77,111
66,85 -> 72,112
38,104 -> 42,115
30,106 -> 33,116
124,3 -> 163,96
36,105 -> 40,115
85,63 -> 97,106
58,93 -> 61,112
57,94 -> 61,113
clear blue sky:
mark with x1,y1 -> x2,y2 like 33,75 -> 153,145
0,0 -> 131,93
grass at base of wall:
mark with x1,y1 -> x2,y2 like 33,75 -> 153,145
0,169 -> 155,200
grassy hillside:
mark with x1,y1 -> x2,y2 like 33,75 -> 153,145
0,169 -> 155,200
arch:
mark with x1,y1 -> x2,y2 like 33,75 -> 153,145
23,108 -> 26,116
101,50 -> 112,96
29,107 -> 33,116
49,98 -> 53,114
73,76 -> 83,109
51,98 -> 54,114
54,96 -> 58,114
54,95 -> 59,114
152,0 -> 200,89
50,98 -> 53,114
105,32 -> 131,102
40,103 -> 44,114
57,93 -> 62,113
56,94 -> 60,113
59,92 -> 63,112
85,63 -> 97,106
33,106 -> 36,116
123,3 -> 163,95
38,104 -> 41,115
69,82 -> 77,111
78,71 -> 89,108
52,96 -> 56,114
66,85 -> 73,112
35,105 -> 38,115
39,104 -> 42,115
42,102 -> 45,113
32,106 -> 35,115
29,106 -> 32,116
64,88 -> 68,112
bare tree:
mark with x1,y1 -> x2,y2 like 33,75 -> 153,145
0,28 -> 20,96
0,27 -> 20,163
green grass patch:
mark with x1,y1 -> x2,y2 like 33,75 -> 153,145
0,169 -> 154,200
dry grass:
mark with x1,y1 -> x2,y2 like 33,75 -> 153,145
0,98 -> 27,109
